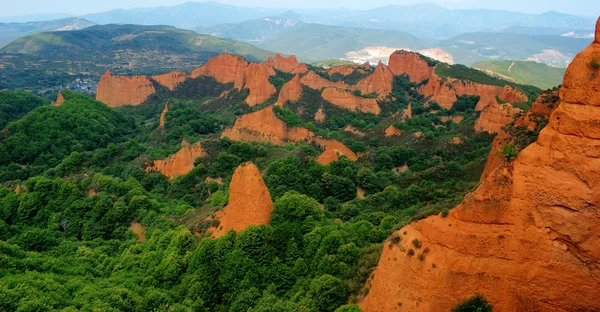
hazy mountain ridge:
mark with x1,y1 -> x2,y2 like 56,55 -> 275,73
0,17 -> 94,47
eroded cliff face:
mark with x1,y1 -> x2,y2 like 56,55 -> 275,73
268,53 -> 308,74
209,162 -> 273,238
481,89 -> 560,181
388,50 -> 434,83
96,71 -> 156,108
244,62 -> 277,106
159,102 -> 169,130
384,125 -> 402,137
329,64 -> 369,77
315,138 -> 359,164
151,71 -> 189,90
301,71 -> 351,90
54,92 -> 65,106
222,106 -> 314,144
419,74 -> 528,110
149,140 -> 206,178
277,74 -> 302,105
190,54 -> 248,89
321,87 -> 381,115
360,18 -> 600,312
475,100 -> 522,134
354,62 -> 394,98
222,106 -> 357,165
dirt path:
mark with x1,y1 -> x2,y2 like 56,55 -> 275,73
508,61 -> 515,73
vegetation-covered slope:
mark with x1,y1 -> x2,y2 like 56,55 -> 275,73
472,60 -> 566,89
0,24 -> 274,91
0,50 -> 550,311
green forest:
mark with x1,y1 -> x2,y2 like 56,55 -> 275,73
0,62 -> 543,311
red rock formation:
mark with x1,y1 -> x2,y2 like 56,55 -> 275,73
515,89 -> 560,130
419,74 -> 528,110
244,62 -> 277,106
360,18 -> 600,312
354,61 -> 394,97
128,222 -> 146,242
222,106 -> 314,144
54,92 -> 65,106
149,140 -> 206,178
159,102 -> 169,129
388,50 -> 434,83
268,53 -> 308,74
209,162 -> 273,238
384,125 -> 403,137
315,138 -> 359,165
314,107 -> 326,122
96,71 -> 156,108
482,90 -> 559,181
277,74 -> 302,105
190,54 -> 248,89
322,87 -> 381,115
402,103 -> 412,120
151,71 -> 189,90
301,71 -> 350,90
329,65 -> 357,76
475,100 -> 522,134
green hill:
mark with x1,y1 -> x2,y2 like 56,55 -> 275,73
258,23 -> 434,62
194,17 -> 303,43
472,60 -> 566,90
0,24 -> 274,91
440,32 -> 590,66
0,17 -> 94,47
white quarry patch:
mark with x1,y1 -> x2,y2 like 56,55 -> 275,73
343,46 -> 454,65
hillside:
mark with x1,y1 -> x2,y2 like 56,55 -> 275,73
472,60 -> 566,89
194,17 -> 303,43
440,32 -> 591,66
0,17 -> 94,47
0,24 -> 273,91
258,23 -> 434,62
0,45 -> 557,311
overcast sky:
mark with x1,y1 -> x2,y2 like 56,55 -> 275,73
2,0 -> 598,17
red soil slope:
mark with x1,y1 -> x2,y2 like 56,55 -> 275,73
209,162 -> 273,238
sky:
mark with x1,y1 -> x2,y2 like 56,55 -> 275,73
2,0 -> 598,18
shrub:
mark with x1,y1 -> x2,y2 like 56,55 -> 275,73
412,238 -> 422,249
590,59 -> 600,69
452,294 -> 493,312
441,209 -> 449,217
418,252 -> 425,261
407,249 -> 415,257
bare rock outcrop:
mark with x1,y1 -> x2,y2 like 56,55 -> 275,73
384,125 -> 403,137
276,74 -> 302,105
190,54 -> 248,89
268,53 -> 308,74
54,92 -> 65,106
244,62 -> 277,106
388,50 -> 434,83
354,61 -> 394,97
209,162 -> 273,238
148,140 -> 206,178
96,71 -> 156,108
301,71 -> 350,90
322,87 -> 381,115
222,106 -> 314,144
475,100 -> 522,134
419,74 -> 528,110
315,138 -> 359,165
159,102 -> 169,129
151,71 -> 189,90
360,18 -> 600,312
314,107 -> 326,122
